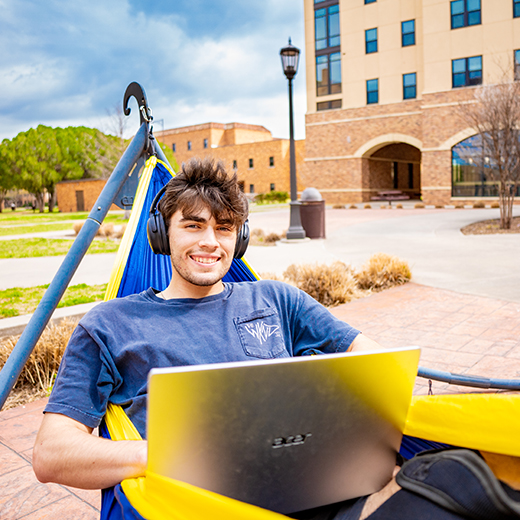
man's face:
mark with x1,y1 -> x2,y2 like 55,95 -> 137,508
167,206 -> 237,290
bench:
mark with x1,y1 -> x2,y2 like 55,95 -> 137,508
370,190 -> 410,206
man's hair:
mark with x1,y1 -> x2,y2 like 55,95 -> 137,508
159,157 -> 248,230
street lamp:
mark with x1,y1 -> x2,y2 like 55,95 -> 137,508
280,38 -> 306,240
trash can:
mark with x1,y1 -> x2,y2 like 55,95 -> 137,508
299,188 -> 326,239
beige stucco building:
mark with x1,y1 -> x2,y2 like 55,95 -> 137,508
155,123 -> 305,197
303,0 -> 520,204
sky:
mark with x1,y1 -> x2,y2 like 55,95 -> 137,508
0,0 -> 307,142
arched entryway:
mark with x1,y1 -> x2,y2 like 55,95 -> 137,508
363,143 -> 422,200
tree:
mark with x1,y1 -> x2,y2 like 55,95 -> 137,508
459,80 -> 520,229
0,140 -> 16,212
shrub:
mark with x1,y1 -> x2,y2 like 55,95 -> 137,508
455,203 -> 465,209
0,318 -> 77,409
435,204 -> 445,209
395,204 -> 403,209
73,221 -> 85,235
414,202 -> 425,209
254,191 -> 289,204
349,204 -> 358,209
355,253 -> 411,292
265,232 -> 281,243
364,204 -> 372,209
332,204 -> 346,209
490,201 -> 500,209
112,225 -> 127,239
472,201 -> 485,209
98,223 -> 114,237
283,262 -> 361,307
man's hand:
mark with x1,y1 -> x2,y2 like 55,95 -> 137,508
349,334 -> 382,353
33,412 -> 147,489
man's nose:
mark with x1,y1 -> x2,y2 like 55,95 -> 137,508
199,227 -> 219,248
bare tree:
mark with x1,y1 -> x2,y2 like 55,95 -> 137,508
104,104 -> 129,156
459,80 -> 520,229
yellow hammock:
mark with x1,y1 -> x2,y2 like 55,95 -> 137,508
105,393 -> 520,520
102,156 -> 520,519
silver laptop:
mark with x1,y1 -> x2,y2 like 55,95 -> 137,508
147,346 -> 420,514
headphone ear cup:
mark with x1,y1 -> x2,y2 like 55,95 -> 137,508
234,219 -> 250,259
147,212 -> 171,256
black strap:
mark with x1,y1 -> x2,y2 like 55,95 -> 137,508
395,449 -> 520,519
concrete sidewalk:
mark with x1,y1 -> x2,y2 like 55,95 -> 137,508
2,282 -> 520,518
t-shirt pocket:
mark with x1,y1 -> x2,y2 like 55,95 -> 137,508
234,308 -> 289,359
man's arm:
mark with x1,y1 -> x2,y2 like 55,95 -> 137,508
33,412 -> 147,489
349,333 -> 382,353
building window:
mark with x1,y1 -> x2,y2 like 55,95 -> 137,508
249,158 -> 254,168
366,79 -> 378,104
203,138 -> 208,149
452,135 -> 499,197
187,141 -> 192,151
401,20 -> 415,46
365,0 -> 376,3
317,99 -> 342,111
451,0 -> 481,29
315,4 -> 340,51
452,56 -> 482,88
249,184 -> 255,194
365,28 -> 377,54
233,160 -> 237,169
270,183 -> 275,191
316,52 -> 341,96
269,156 -> 274,167
172,143 -> 176,152
515,0 -> 520,17
515,50 -> 520,80
403,73 -> 417,99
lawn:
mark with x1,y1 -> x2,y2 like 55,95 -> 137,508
0,283 -> 108,319
0,237 -> 121,259
0,209 -> 127,236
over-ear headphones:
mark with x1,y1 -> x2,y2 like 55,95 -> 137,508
147,185 -> 250,259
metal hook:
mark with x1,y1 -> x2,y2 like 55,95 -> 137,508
123,82 -> 153,125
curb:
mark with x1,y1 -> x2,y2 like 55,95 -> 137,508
0,302 -> 100,339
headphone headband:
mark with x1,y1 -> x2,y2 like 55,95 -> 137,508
146,185 -> 249,259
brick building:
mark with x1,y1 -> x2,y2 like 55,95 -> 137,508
303,0 -> 520,205
56,179 -> 118,213
155,122 -> 305,197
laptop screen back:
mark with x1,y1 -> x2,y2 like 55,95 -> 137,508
147,347 -> 420,514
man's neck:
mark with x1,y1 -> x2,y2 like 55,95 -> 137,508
159,280 -> 225,300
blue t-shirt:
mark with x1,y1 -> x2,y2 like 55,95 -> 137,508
46,280 -> 360,437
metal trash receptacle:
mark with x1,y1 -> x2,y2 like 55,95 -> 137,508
300,188 -> 325,239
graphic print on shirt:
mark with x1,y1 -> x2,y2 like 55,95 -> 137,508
234,308 -> 288,359
245,321 -> 280,344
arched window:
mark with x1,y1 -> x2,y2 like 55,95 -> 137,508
451,135 -> 499,197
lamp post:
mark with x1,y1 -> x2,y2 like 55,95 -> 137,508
280,38 -> 306,240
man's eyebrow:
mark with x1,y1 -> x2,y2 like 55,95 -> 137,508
180,214 -> 207,223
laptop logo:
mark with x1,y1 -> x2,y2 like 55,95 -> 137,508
272,433 -> 312,449
245,321 -> 280,344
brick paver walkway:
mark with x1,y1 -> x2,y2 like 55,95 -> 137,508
1,282 -> 520,518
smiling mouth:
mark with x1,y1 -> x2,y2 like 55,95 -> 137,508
191,255 -> 220,265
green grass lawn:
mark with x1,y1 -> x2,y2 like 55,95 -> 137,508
0,237 -> 121,259
0,209 -> 127,236
0,283 -> 108,319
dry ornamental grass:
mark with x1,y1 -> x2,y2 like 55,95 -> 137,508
262,253 -> 411,307
0,318 -> 77,409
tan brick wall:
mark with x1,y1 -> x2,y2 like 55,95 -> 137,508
156,123 -> 306,196
56,179 -> 118,213
303,87 -> 499,205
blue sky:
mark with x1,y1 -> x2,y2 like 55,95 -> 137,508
0,0 -> 306,141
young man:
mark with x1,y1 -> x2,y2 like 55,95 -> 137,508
33,158 -> 381,505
